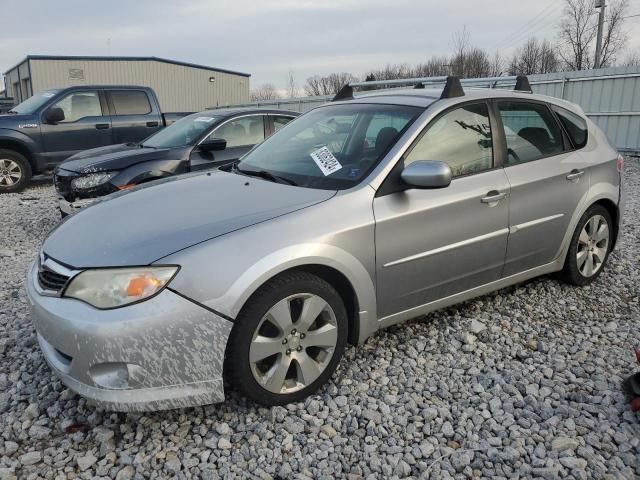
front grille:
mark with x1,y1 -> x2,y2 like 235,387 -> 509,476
38,268 -> 69,293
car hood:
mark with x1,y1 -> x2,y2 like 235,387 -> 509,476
0,113 -> 38,127
43,170 -> 336,268
58,144 -> 185,173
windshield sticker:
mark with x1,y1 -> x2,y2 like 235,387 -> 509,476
194,116 -> 215,123
310,146 -> 342,176
42,92 -> 55,98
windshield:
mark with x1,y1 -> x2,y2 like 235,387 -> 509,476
143,113 -> 220,148
237,104 -> 421,190
9,90 -> 59,114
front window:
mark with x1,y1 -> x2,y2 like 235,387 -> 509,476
9,90 -> 60,114
237,104 -> 421,190
208,115 -> 265,148
405,103 -> 493,177
52,91 -> 102,123
143,113 -> 220,148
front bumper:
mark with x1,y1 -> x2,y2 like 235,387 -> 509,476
26,260 -> 233,411
58,197 -> 96,216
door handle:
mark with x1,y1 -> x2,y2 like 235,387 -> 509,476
566,169 -> 585,181
481,191 -> 507,204
95,123 -> 110,129
146,121 -> 159,127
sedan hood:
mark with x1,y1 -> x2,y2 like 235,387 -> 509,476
58,144 -> 182,173
43,170 -> 336,268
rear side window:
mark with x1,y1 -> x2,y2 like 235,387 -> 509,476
498,102 -> 565,166
272,115 -> 294,133
553,106 -> 588,149
110,90 -> 152,115
405,103 -> 493,177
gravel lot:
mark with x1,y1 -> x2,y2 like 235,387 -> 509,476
0,159 -> 638,480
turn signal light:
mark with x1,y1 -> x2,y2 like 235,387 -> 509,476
617,154 -> 624,173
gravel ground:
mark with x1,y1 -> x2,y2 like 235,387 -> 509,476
0,160 -> 639,480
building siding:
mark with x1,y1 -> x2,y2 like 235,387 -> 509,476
11,57 -> 249,111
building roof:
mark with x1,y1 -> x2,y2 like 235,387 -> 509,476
4,55 -> 251,78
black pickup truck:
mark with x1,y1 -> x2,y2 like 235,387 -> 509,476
0,85 -> 189,193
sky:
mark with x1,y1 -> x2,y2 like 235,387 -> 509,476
1,0 -> 639,93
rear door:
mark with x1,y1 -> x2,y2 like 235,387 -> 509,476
190,114 -> 266,170
40,89 -> 112,165
107,90 -> 162,144
374,102 -> 510,318
496,100 -> 590,276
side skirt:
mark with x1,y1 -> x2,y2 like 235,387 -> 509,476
378,258 -> 564,330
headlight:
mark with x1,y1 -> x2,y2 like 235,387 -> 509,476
64,266 -> 179,309
71,172 -> 117,190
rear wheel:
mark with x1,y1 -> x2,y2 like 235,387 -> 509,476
225,271 -> 347,405
561,204 -> 612,285
0,150 -> 32,194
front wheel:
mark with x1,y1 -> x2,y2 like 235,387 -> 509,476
561,204 -> 613,286
225,271 -> 347,406
0,150 -> 32,194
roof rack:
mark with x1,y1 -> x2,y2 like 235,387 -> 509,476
332,75 -> 532,101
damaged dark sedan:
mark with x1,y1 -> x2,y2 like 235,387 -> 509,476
53,108 -> 298,215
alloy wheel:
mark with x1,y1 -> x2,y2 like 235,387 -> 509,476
249,293 -> 338,394
0,159 -> 22,186
576,214 -> 609,277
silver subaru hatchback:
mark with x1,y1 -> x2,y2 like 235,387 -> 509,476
27,76 -> 624,411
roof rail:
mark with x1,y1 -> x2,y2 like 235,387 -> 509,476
332,75 -> 533,101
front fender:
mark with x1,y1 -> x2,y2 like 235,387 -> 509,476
111,159 -> 186,186
0,127 -> 41,158
219,243 -> 377,340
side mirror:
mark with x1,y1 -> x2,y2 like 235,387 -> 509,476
199,138 -> 227,152
44,107 -> 65,124
401,160 -> 452,189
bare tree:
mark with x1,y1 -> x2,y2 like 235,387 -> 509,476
304,72 -> 358,96
250,83 -> 280,101
413,56 -> 451,77
286,71 -> 299,98
489,51 -> 504,77
558,0 -> 629,70
622,49 -> 640,66
597,0 -> 629,67
509,38 -> 560,75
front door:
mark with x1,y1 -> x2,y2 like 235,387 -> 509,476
40,90 -> 112,166
496,100 -> 590,276
374,102 -> 510,319
190,115 -> 266,170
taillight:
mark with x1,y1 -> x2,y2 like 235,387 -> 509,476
617,154 -> 624,173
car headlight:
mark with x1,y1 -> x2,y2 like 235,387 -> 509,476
64,266 -> 179,309
71,172 -> 117,190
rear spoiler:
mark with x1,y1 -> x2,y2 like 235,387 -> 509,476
332,75 -> 533,101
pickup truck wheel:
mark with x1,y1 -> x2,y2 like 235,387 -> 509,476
0,150 -> 32,194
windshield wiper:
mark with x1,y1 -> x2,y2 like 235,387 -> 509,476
6,110 -> 18,114
235,165 -> 297,186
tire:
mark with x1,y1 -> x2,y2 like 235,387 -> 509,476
561,204 -> 613,286
225,271 -> 348,406
0,149 -> 32,194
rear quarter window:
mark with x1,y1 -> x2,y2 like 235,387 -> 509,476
552,106 -> 588,149
109,90 -> 152,115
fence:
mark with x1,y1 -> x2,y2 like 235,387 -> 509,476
214,66 -> 640,152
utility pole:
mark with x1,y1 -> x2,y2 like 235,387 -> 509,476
594,0 -> 606,68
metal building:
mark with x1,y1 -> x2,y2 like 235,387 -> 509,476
3,55 -> 250,111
